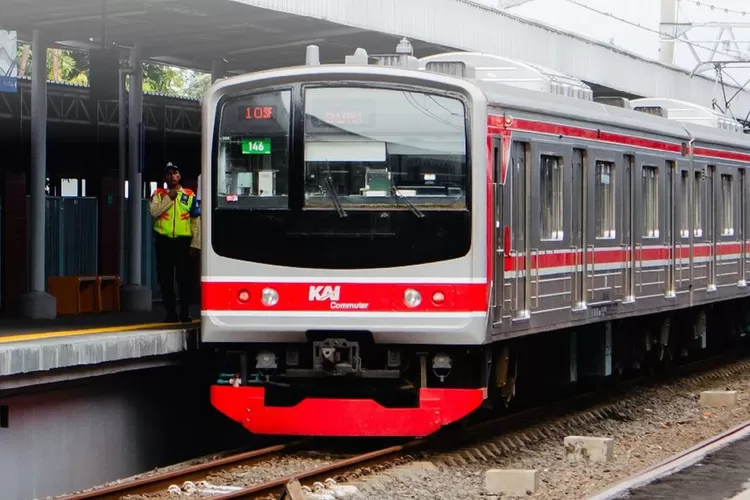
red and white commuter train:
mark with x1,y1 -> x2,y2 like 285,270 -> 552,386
201,44 -> 750,437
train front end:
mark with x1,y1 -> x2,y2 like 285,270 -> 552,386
201,54 -> 490,437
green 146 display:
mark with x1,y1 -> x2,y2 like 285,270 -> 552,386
242,138 -> 272,155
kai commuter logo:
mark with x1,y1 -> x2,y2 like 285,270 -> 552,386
308,285 -> 341,301
307,285 -> 369,310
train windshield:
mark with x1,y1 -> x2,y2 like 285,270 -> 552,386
303,87 -> 467,212
215,89 -> 292,209
212,84 -> 471,269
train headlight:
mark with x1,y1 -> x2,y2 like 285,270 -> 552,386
404,288 -> 422,308
261,288 -> 279,307
432,292 -> 445,305
238,289 -> 250,303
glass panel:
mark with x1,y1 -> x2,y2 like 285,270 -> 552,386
303,87 -> 467,211
215,90 -> 292,209
642,166 -> 659,239
540,155 -> 564,241
595,161 -> 615,239
680,170 -> 689,238
693,171 -> 703,237
721,174 -> 734,236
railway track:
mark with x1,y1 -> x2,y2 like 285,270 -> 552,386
56,442 -> 309,500
60,349 -> 750,500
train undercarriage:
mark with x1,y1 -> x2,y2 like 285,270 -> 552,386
209,298 -> 750,437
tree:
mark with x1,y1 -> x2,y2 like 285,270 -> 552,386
143,63 -> 184,94
16,44 -> 199,97
181,70 -> 211,100
16,45 -> 89,84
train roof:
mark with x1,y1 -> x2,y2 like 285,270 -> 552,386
629,97 -> 744,133
477,79 -> 750,152
210,42 -> 750,154
419,52 -> 594,102
415,51 -> 750,152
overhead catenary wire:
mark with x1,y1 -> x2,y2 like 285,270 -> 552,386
678,0 -> 750,17
560,0 -> 748,61
558,0 -> 750,122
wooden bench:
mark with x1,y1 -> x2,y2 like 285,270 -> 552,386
98,275 -> 121,313
48,276 -> 98,316
47,275 -> 122,316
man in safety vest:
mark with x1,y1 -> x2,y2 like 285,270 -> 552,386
150,162 -> 201,322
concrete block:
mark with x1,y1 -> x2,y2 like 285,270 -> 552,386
20,290 -> 56,319
564,436 -> 614,463
121,285 -> 153,312
485,469 -> 539,495
700,390 -> 738,408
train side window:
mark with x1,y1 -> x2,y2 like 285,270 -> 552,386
595,160 -> 615,239
680,170 -> 689,238
720,174 -> 734,236
642,166 -> 659,238
540,154 -> 564,241
693,171 -> 703,237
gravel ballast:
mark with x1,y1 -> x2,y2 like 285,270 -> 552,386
344,362 -> 750,499
55,360 -> 750,500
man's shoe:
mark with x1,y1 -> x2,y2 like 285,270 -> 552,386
179,313 -> 193,323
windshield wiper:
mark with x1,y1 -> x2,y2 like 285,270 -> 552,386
325,177 -> 347,218
390,184 -> 425,219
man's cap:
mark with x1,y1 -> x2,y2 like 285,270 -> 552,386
164,162 -> 179,173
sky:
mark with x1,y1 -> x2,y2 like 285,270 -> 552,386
471,0 -> 750,107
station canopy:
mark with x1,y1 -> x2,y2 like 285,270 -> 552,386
0,0 -> 452,74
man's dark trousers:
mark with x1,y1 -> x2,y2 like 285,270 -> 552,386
154,232 -> 193,318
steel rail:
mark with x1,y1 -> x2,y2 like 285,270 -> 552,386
58,441 -> 308,500
208,351 -> 750,499
63,349 -> 750,500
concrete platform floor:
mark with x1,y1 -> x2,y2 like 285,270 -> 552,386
0,306 -> 201,389
0,305 -> 200,339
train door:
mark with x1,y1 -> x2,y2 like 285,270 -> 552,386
676,165 -> 692,296
587,150 -> 618,305
715,164 -> 739,288
742,169 -> 748,285
691,164 -> 708,292
623,154 -> 635,301
510,141 -> 530,319
634,154 -> 664,299
707,165 -> 717,291
571,148 -> 586,309
491,137 -> 504,325
665,160 -> 676,297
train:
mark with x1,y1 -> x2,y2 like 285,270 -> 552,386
200,40 -> 750,437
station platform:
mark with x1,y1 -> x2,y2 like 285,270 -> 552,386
0,308 -> 199,391
591,421 -> 750,500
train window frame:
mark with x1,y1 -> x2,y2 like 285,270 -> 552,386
511,141 -> 529,254
299,84 -> 473,212
594,160 -> 616,240
642,165 -> 659,239
299,81 -> 473,214
539,154 -> 564,241
680,169 -> 690,238
720,173 -> 735,236
211,85 -> 295,211
693,170 -> 703,237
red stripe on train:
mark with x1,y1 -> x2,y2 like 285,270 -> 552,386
503,243 -> 745,272
487,116 -> 750,163
201,282 -> 488,312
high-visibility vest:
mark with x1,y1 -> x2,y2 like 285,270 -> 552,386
153,188 -> 197,238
